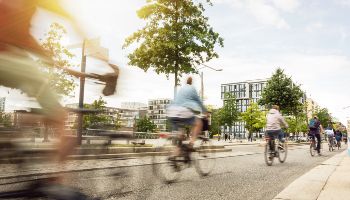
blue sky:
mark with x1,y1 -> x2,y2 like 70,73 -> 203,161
1,0 -> 349,123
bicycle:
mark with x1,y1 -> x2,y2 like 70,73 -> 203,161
309,135 -> 317,156
328,136 -> 335,152
336,138 -> 342,150
264,136 -> 288,166
152,130 -> 216,183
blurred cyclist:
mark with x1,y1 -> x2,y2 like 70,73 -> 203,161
0,0 -> 79,161
265,105 -> 288,152
308,116 -> 323,155
335,129 -> 342,148
167,77 -> 207,148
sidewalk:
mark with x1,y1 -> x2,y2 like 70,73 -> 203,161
273,150 -> 350,200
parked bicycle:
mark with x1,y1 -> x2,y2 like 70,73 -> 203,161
264,136 -> 288,166
152,130 -> 216,183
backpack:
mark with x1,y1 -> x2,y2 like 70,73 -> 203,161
309,119 -> 318,130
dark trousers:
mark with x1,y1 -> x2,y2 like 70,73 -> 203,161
310,134 -> 321,153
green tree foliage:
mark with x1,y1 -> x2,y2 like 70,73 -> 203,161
259,68 -> 304,116
136,116 -> 157,133
40,23 -> 76,97
83,97 -> 119,130
314,108 -> 332,128
209,108 -> 223,137
240,103 -> 266,138
221,93 -> 239,136
123,0 -> 224,88
285,114 -> 308,134
0,112 -> 12,127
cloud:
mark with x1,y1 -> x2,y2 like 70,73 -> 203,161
336,0 -> 350,6
246,0 -> 290,29
305,22 -> 323,33
272,0 -> 300,12
213,0 -> 292,29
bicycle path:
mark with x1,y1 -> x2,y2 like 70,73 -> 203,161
273,150 -> 349,200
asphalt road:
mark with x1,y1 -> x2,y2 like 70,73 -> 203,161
0,143 -> 345,200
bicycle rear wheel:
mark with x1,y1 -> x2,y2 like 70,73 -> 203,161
278,141 -> 287,163
152,138 -> 182,183
310,142 -> 316,156
194,138 -> 216,176
264,142 -> 274,166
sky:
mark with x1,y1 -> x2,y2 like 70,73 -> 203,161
0,0 -> 350,124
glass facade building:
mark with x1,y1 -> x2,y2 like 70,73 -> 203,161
221,80 -> 267,138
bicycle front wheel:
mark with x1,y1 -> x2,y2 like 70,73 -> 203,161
264,142 -> 274,166
152,138 -> 182,184
310,142 -> 316,156
194,139 -> 216,176
278,142 -> 288,163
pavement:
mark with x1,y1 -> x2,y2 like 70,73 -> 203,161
0,144 -> 340,200
273,149 -> 350,200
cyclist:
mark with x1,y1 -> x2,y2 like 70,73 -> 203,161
325,127 -> 335,148
335,129 -> 342,148
167,77 -> 207,149
308,116 -> 323,155
265,105 -> 288,155
0,0 -> 82,161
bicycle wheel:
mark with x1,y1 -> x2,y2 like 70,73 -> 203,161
152,138 -> 182,183
278,141 -> 288,163
194,138 -> 216,176
264,142 -> 274,166
310,142 -> 316,157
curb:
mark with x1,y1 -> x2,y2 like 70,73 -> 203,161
273,151 -> 346,200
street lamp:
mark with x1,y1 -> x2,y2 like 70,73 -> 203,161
197,64 -> 223,101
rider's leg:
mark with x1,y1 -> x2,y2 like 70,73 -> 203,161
315,134 -> 321,153
0,50 -> 72,162
189,117 -> 203,145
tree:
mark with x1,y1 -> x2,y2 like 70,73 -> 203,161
40,22 -> 76,97
285,114 -> 308,136
221,93 -> 240,138
209,108 -> 223,138
0,112 -> 12,127
83,97 -> 119,130
136,116 -> 157,133
123,0 -> 223,94
240,103 -> 266,140
259,68 -> 304,116
314,108 -> 332,128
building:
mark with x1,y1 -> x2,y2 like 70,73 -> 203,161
221,79 -> 268,138
0,97 -> 5,112
148,98 -> 171,131
221,79 -> 307,138
306,98 -> 319,120
121,102 -> 147,110
118,107 -> 147,131
64,103 -> 147,131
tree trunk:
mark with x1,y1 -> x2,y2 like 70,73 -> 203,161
174,64 -> 178,98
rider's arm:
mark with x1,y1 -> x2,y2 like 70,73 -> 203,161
279,115 -> 288,128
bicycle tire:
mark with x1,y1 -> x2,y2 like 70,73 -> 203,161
264,142 -> 274,166
310,142 -> 316,156
152,138 -> 182,184
194,138 -> 216,176
278,142 -> 287,163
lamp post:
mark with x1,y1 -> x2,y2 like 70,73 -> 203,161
198,64 -> 223,101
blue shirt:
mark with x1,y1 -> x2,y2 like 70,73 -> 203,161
172,84 -> 206,113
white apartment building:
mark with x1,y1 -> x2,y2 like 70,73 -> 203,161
148,98 -> 171,131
